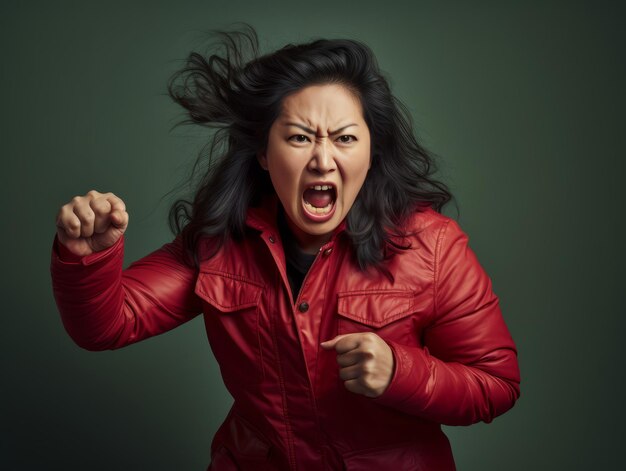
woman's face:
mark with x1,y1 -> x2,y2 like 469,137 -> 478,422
258,83 -> 371,253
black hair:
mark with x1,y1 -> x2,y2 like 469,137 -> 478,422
167,23 -> 454,271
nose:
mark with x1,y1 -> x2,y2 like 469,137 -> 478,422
308,138 -> 337,174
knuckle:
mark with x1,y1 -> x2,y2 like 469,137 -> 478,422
110,195 -> 126,210
91,205 -> 104,216
90,199 -> 108,214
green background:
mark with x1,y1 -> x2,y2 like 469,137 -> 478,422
2,0 -> 624,469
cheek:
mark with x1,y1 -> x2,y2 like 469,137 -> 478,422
341,174 -> 369,207
344,154 -> 370,187
268,161 -> 299,198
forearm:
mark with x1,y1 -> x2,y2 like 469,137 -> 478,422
51,234 -> 128,350
372,340 -> 520,425
50,234 -> 201,351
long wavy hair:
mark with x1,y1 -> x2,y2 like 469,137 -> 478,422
168,23 -> 454,271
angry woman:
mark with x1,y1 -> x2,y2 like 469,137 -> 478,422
51,24 -> 520,470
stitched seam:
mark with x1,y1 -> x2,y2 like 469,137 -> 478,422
198,269 -> 265,288
195,284 -> 260,310
256,303 -> 265,381
268,273 -> 297,469
433,220 -> 451,319
315,245 -> 335,385
337,289 -> 413,297
309,249 -> 331,468
198,296 -> 259,311
337,309 -> 414,327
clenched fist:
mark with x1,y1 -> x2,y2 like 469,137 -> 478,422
55,190 -> 129,257
320,332 -> 394,398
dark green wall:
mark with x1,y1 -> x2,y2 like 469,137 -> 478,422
2,1 -> 624,469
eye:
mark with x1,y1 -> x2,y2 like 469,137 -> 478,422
336,135 -> 357,144
289,134 -> 311,143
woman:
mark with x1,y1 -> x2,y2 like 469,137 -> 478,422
51,25 -> 520,470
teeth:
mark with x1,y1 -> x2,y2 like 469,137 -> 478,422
309,184 -> 333,191
304,201 -> 334,214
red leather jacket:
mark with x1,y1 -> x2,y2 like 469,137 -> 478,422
50,195 -> 520,470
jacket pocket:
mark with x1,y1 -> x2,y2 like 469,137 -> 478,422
336,289 -> 428,347
195,271 -> 266,385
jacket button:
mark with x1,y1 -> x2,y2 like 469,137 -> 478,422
298,302 -> 309,313
268,235 -> 275,243
323,248 -> 333,256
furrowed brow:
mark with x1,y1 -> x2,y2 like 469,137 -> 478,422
329,124 -> 358,135
285,123 -> 316,134
285,122 -> 358,135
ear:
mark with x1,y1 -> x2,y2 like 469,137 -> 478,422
257,151 -> 268,171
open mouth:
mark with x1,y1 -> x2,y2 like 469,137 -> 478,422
302,184 -> 337,221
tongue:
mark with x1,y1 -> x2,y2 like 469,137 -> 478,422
303,188 -> 333,208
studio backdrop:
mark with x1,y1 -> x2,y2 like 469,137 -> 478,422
1,1 -> 624,470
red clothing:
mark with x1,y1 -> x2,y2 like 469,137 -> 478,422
50,196 -> 520,470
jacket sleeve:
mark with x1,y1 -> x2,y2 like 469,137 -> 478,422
50,234 -> 203,351
371,218 -> 521,425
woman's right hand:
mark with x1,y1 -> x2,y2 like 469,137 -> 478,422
55,190 -> 129,257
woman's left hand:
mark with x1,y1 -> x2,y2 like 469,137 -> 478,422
320,332 -> 394,398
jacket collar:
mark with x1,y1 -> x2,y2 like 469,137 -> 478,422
245,192 -> 347,241
245,193 -> 279,232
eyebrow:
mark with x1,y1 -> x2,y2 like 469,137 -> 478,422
284,122 -> 358,135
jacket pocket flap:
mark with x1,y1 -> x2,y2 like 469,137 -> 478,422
337,290 -> 417,328
195,271 -> 263,312
342,441 -> 427,470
